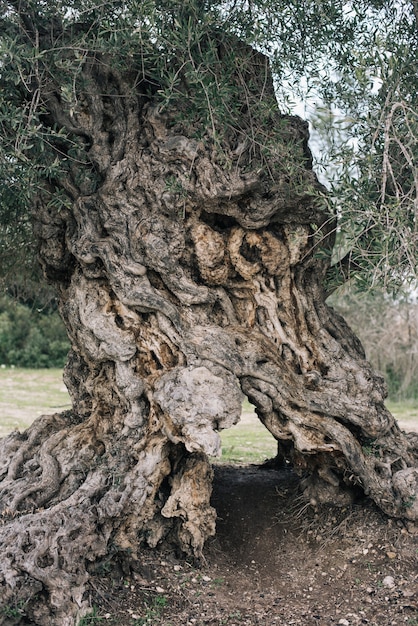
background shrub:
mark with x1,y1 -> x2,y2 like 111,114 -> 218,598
0,295 -> 69,368
330,289 -> 418,401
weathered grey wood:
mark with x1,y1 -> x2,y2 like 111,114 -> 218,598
0,38 -> 416,626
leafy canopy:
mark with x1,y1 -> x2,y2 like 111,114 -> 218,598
0,0 -> 417,292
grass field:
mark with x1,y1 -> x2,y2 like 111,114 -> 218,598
0,368 -> 417,463
0,367 -> 71,438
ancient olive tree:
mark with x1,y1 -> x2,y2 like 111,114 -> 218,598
0,1 -> 417,624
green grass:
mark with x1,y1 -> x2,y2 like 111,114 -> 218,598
0,368 -> 416,465
0,367 -> 71,438
217,400 -> 277,464
386,399 -> 418,425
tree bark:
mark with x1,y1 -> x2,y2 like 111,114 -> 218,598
0,36 -> 417,625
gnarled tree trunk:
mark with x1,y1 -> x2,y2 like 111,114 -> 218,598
0,34 -> 417,626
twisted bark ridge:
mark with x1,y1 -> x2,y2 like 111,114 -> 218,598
0,38 -> 417,625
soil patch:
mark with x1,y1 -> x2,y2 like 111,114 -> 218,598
88,465 -> 418,626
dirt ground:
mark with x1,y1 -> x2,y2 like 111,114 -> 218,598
88,464 -> 418,626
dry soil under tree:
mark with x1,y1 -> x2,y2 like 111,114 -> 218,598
85,464 -> 418,626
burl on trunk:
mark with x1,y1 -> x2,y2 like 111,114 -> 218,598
0,36 -> 417,625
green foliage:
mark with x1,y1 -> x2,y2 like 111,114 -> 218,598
302,2 -> 418,293
0,295 -> 69,368
362,439 -> 381,457
0,0 -> 417,294
403,495 -> 417,509
0,0 -> 289,285
78,606 -> 104,625
0,597 -> 26,623
132,594 -> 168,625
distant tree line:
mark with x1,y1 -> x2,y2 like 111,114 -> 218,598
0,287 -> 69,368
330,290 -> 418,400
